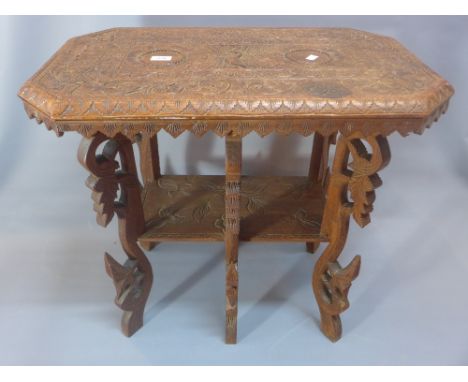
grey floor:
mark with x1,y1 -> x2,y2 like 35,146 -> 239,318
1,16 -> 468,365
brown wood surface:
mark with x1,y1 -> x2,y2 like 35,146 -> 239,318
138,175 -> 324,243
19,28 -> 453,139
316,134 -> 391,341
136,134 -> 161,251
224,134 -> 242,344
18,27 -> 454,343
77,132 -> 153,337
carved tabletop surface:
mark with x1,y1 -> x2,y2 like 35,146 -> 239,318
18,27 -> 454,138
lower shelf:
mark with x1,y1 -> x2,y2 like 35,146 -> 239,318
138,175 -> 326,243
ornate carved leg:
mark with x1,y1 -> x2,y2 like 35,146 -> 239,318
137,134 -> 161,251
225,133 -> 242,344
78,132 -> 153,337
314,133 -> 390,341
306,132 -> 337,254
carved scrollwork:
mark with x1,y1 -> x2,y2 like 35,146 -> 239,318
78,132 -> 153,337
85,174 -> 118,227
78,134 -> 119,227
314,133 -> 391,341
347,136 -> 391,227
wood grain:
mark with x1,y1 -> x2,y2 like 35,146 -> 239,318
19,28 -> 453,139
314,133 -> 391,341
136,133 -> 161,251
224,134 -> 242,344
138,175 -> 325,243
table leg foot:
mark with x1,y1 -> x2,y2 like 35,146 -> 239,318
312,238 -> 361,342
319,310 -> 342,342
105,249 -> 153,337
225,251 -> 239,344
306,241 -> 320,254
225,310 -> 238,344
121,311 -> 143,337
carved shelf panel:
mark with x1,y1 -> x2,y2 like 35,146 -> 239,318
138,175 -> 325,243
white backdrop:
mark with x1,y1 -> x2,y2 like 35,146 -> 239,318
0,16 -> 467,365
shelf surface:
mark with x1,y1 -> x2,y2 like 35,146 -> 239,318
138,175 -> 325,243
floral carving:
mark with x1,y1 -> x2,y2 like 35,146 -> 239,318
157,177 -> 192,198
146,206 -> 185,230
192,200 -> 211,223
293,208 -> 321,228
243,183 -> 268,214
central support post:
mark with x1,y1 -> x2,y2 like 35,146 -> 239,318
225,133 -> 242,344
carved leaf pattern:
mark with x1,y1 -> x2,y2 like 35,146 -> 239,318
289,181 -> 311,199
243,183 -> 268,213
192,200 -> 211,223
146,206 -> 185,229
157,177 -> 192,198
203,181 -> 226,194
294,208 -> 321,228
214,215 -> 226,230
246,196 -> 267,214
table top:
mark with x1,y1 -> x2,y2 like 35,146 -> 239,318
18,27 -> 453,138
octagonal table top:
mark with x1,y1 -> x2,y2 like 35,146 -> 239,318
18,27 -> 454,138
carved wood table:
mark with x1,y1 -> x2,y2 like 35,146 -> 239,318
18,27 -> 454,344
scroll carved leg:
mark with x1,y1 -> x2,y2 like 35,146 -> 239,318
314,133 -> 390,341
313,204 -> 361,341
78,132 -> 153,337
225,133 -> 242,344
